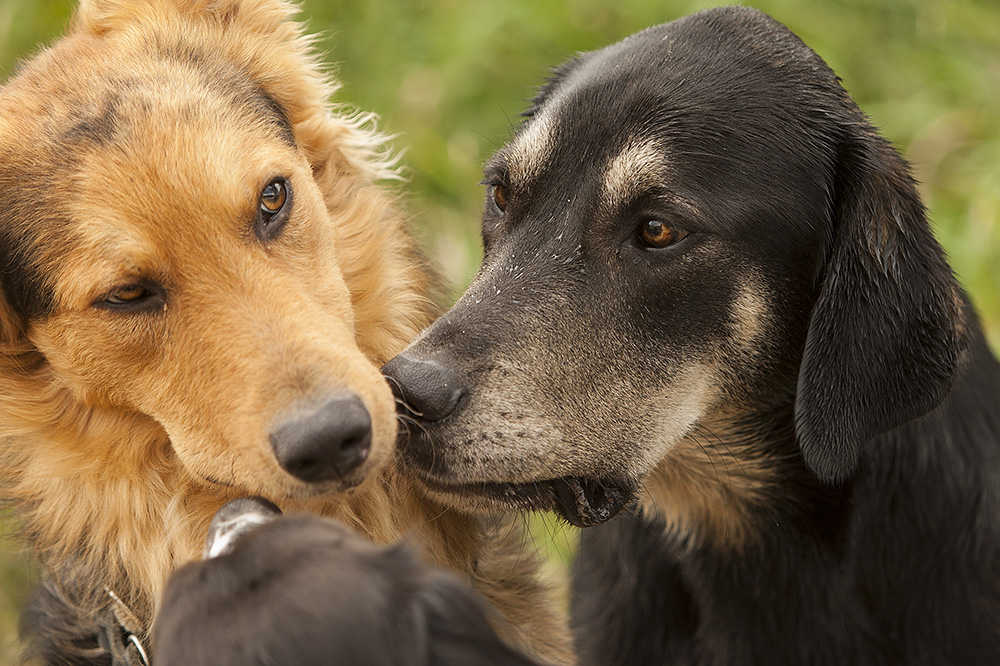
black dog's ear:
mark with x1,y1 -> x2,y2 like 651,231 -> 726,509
795,127 -> 967,484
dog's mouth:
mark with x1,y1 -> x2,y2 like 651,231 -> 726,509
397,428 -> 633,526
551,477 -> 631,527
415,473 -> 632,528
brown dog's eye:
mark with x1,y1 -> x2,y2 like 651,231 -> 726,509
95,281 -> 165,312
492,184 -> 508,212
638,220 -> 687,248
255,177 -> 293,242
107,285 -> 148,304
260,179 -> 288,215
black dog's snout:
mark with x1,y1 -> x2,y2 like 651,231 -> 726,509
270,394 -> 372,483
382,354 -> 464,421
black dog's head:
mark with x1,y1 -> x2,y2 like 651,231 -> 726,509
384,7 -> 965,527
154,499 -> 542,666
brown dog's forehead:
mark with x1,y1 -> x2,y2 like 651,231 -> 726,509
0,35 -> 299,317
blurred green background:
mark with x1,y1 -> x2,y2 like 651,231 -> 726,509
1,0 -> 998,660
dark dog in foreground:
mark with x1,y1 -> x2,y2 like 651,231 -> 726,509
154,498 -> 543,666
384,6 -> 1000,665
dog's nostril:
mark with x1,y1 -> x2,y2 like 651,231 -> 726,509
381,353 -> 465,421
270,394 -> 372,484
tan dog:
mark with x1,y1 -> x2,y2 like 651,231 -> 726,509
0,1 -> 568,663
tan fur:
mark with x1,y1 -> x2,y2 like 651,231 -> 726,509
506,112 -> 556,188
0,1 -> 570,662
641,418 -> 782,550
602,139 -> 668,210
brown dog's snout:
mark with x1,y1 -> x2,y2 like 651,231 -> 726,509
382,354 -> 465,421
270,394 -> 373,483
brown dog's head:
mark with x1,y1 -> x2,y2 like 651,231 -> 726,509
384,7 -> 966,527
0,0 -> 419,500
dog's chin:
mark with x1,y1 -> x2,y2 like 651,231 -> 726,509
196,470 -> 373,503
411,469 -> 633,528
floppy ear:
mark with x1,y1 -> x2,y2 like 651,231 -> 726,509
794,128 -> 967,484
0,242 -> 36,346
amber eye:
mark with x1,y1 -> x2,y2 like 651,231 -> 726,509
96,281 -> 165,312
492,184 -> 508,212
107,285 -> 149,304
255,177 -> 293,242
638,219 -> 687,248
260,179 -> 288,215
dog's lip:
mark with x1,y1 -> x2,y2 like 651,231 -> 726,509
199,472 -> 237,489
414,472 -> 632,528
550,477 -> 631,527
197,471 -> 366,500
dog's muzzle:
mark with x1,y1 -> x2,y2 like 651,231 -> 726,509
269,394 -> 373,483
382,353 -> 465,421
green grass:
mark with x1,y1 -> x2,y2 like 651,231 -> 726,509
2,0 -> 999,661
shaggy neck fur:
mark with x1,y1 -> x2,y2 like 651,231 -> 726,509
1,360 -> 569,663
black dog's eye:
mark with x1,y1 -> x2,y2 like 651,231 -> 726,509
491,184 -> 509,213
95,282 -> 165,312
638,219 -> 688,248
256,177 -> 292,241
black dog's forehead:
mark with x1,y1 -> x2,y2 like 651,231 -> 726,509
489,6 -> 844,236
540,7 -> 838,121
498,8 -> 845,184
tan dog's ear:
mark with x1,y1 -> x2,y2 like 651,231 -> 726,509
75,0 -> 296,37
73,0 -> 130,34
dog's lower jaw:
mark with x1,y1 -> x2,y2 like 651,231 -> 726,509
551,477 -> 631,527
405,463 -> 634,527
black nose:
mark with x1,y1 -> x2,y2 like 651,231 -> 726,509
270,394 -> 372,483
382,354 -> 464,421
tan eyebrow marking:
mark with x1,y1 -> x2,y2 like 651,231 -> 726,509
603,139 -> 669,209
506,111 -> 556,187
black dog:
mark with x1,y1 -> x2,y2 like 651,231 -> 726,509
153,498 -> 544,666
383,6 -> 1000,665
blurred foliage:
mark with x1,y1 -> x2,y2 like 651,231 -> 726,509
1,0 -> 998,661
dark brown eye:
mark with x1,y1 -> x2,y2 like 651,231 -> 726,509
260,179 -> 288,215
638,219 -> 687,248
95,281 -> 165,312
492,184 -> 508,212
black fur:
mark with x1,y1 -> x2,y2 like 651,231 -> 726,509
153,512 -> 544,666
385,6 -> 1000,664
20,583 -> 109,666
0,186 -> 58,322
575,319 -> 1000,665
